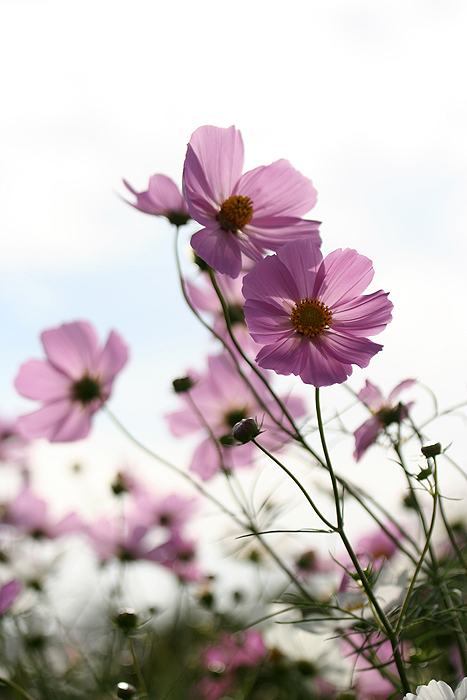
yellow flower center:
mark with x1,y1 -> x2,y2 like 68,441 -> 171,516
217,195 -> 254,231
290,298 -> 333,338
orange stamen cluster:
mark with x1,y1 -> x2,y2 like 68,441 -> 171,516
290,297 -> 332,338
217,195 -> 254,231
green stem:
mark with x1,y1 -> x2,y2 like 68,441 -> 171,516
0,677 -> 37,700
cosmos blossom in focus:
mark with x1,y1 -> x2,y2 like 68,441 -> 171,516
183,125 -> 321,278
242,240 -> 393,388
353,379 -> 416,460
122,174 -> 190,226
15,321 -> 128,442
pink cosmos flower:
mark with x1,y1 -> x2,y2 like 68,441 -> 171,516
122,174 -> 190,226
183,125 -> 321,278
2,484 -> 82,539
353,379 -> 416,460
242,240 -> 393,388
166,352 -> 306,480
197,630 -> 266,700
15,321 -> 128,442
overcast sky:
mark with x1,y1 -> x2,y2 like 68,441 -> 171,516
1,0 -> 467,509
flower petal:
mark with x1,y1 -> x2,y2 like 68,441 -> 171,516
320,330 -> 384,369
357,380 -> 384,410
387,379 -> 417,404
235,159 -> 317,218
183,125 -> 244,220
353,415 -> 382,461
317,248 -> 375,307
15,360 -> 71,401
41,322 -> 100,379
191,226 -> 243,278
97,330 -> 129,394
332,291 -> 393,336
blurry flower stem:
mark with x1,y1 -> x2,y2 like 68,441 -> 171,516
128,635 -> 148,699
314,388 -> 411,695
0,677 -> 37,700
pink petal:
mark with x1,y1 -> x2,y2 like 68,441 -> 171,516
243,300 -> 295,343
191,226 -> 243,278
190,438 -> 222,481
320,331 -> 383,369
332,291 -> 393,336
242,250 -> 301,305
122,175 -> 188,216
147,175 -> 188,213
353,415 -> 382,460
276,239 -> 323,298
50,402 -> 94,442
235,159 -> 317,218
41,322 -> 100,380
0,580 -> 21,615
298,339 -> 352,387
357,380 -> 384,410
17,400 -> 92,442
245,217 -> 321,251
387,379 -> 417,404
317,249 -> 375,307
15,359 -> 71,401
97,330 -> 129,393
185,125 -> 244,205
255,336 -> 310,378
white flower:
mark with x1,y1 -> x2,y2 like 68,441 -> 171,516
404,678 -> 467,700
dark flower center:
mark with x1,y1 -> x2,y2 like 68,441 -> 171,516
226,304 -> 245,325
290,298 -> 332,338
217,195 -> 254,231
225,408 -> 248,429
71,376 -> 102,404
378,403 -> 405,427
166,210 -> 191,227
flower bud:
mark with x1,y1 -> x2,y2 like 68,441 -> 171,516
116,682 -> 136,699
114,608 -> 139,633
421,441 -> 442,458
232,418 -> 261,444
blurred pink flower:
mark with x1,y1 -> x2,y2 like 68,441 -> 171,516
353,379 -> 416,461
15,321 -> 128,442
86,514 -> 161,563
0,579 -> 21,616
122,174 -> 190,226
2,484 -> 82,539
183,125 -> 320,278
166,352 -> 306,480
343,634 -> 402,700
0,416 -> 29,467
148,532 -> 203,582
198,630 -> 266,700
243,240 -> 393,387
133,492 -> 198,532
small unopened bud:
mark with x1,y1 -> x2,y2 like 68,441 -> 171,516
172,375 -> 195,393
114,608 -> 139,633
116,682 -> 136,699
232,418 -> 261,444
421,441 -> 442,458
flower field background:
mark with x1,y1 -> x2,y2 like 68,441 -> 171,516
2,2 -> 467,699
